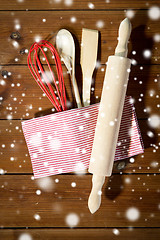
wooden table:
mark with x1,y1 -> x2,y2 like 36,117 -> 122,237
0,0 -> 160,239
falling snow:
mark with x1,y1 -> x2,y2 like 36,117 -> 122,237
65,213 -> 79,227
12,40 -> 19,48
96,20 -> 104,28
113,228 -> 120,235
64,0 -> 73,6
36,177 -> 54,192
150,161 -> 159,168
0,80 -> 6,86
36,190 -> 41,195
18,233 -> 32,240
126,207 -> 140,221
79,126 -> 84,131
29,132 -> 42,146
0,4 -> 159,232
34,35 -> 41,42
129,158 -> 135,163
148,6 -> 160,20
147,131 -> 154,138
71,182 -> 76,187
153,33 -> 160,42
125,177 -> 131,184
0,169 -> 5,175
74,162 -> 86,175
49,138 -> 62,150
34,213 -> 41,221
125,9 -> 135,19
15,23 -> 21,30
143,49 -> 152,59
88,3 -> 95,9
148,115 -> 160,129
131,59 -> 137,65
70,16 -> 76,23
109,121 -> 114,126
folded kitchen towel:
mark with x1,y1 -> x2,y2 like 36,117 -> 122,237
22,96 -> 144,179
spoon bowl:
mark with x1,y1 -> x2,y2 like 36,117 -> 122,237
56,29 -> 82,108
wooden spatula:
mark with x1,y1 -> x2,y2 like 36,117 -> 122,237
80,28 -> 98,107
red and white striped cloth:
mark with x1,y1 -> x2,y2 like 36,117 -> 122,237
22,96 -> 144,179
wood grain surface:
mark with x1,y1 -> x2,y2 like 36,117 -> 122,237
0,11 -> 159,64
0,65 -> 159,119
0,175 -> 160,227
1,229 -> 160,240
0,0 -> 160,239
0,0 -> 159,10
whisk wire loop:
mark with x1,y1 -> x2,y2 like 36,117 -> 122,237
27,40 -> 67,112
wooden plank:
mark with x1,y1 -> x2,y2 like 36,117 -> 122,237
0,119 -> 159,174
0,174 -> 159,227
0,11 -> 159,65
0,65 -> 159,119
0,228 -> 160,240
0,0 -> 159,10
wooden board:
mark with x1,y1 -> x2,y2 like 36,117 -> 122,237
1,228 -> 160,240
0,175 -> 160,227
0,0 -> 159,10
0,119 -> 159,174
0,65 -> 159,119
0,0 -> 160,239
0,11 -> 159,65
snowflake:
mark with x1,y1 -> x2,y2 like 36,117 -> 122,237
71,182 -> 76,187
79,126 -> 84,131
34,214 -> 41,221
148,114 -> 160,129
96,20 -> 104,28
0,169 -> 5,175
88,3 -> 95,9
34,35 -> 41,43
148,6 -> 160,20
36,190 -> 41,195
0,80 -> 6,86
65,213 -> 79,227
147,131 -> 154,138
109,121 -> 114,126
64,0 -> 73,6
125,9 -> 135,19
49,138 -> 62,150
125,207 -> 140,221
15,24 -> 21,30
18,233 -> 32,240
143,49 -> 151,59
113,228 -> 120,235
125,177 -> 131,184
129,158 -> 135,163
153,34 -> 160,42
12,40 -> 19,48
70,17 -> 76,23
36,177 -> 54,192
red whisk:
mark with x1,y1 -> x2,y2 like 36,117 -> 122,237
27,40 -> 67,112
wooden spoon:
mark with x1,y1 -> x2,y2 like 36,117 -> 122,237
56,29 -> 82,108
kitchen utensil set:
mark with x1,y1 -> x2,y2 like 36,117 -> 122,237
26,18 -> 143,214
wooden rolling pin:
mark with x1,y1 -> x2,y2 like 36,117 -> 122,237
88,18 -> 132,214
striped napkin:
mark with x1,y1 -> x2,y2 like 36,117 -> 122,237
22,96 -> 144,179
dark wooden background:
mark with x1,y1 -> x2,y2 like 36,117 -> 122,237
0,0 -> 160,239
